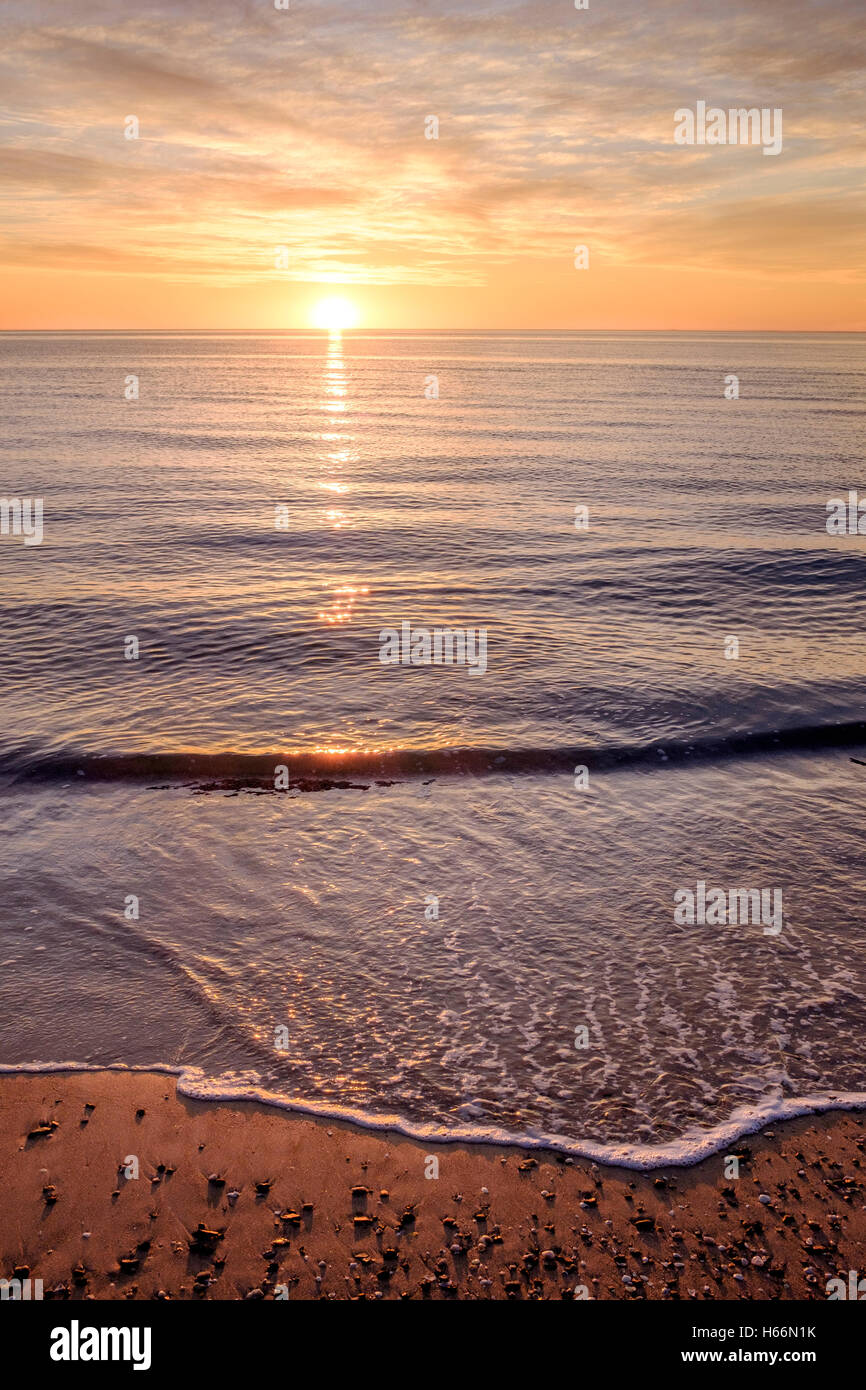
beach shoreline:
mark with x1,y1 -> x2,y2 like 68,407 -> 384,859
3,1070 -> 865,1301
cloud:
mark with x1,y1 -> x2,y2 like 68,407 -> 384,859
0,0 -> 863,312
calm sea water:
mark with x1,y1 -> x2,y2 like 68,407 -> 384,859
1,331 -> 865,1165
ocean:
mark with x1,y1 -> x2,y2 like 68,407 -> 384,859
1,329 -> 865,1167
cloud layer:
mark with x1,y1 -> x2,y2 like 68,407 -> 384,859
0,0 -> 863,326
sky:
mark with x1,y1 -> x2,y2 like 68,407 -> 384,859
0,0 -> 863,330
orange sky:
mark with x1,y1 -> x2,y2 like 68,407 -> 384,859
1,0 -> 864,330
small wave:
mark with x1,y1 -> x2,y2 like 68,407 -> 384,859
4,718 -> 866,788
1,1060 -> 865,1170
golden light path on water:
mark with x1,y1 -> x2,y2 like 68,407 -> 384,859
316,329 -> 367,624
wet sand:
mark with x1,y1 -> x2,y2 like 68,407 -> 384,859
2,1070 -> 865,1300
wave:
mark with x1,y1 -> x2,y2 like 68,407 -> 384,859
4,718 -> 865,789
1,1060 -> 865,1170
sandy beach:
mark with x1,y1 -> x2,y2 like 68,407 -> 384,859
2,1070 -> 865,1301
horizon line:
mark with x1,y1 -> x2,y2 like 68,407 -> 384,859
2,327 -> 864,335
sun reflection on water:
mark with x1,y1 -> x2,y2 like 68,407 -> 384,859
317,584 -> 370,625
315,335 -> 368,622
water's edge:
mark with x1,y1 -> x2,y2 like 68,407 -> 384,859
2,1060 -> 865,1172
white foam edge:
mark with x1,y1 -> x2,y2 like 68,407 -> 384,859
3,1059 -> 866,1171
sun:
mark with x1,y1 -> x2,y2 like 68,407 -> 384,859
310,295 -> 360,332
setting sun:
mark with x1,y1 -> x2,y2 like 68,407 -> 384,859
310,295 -> 360,332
